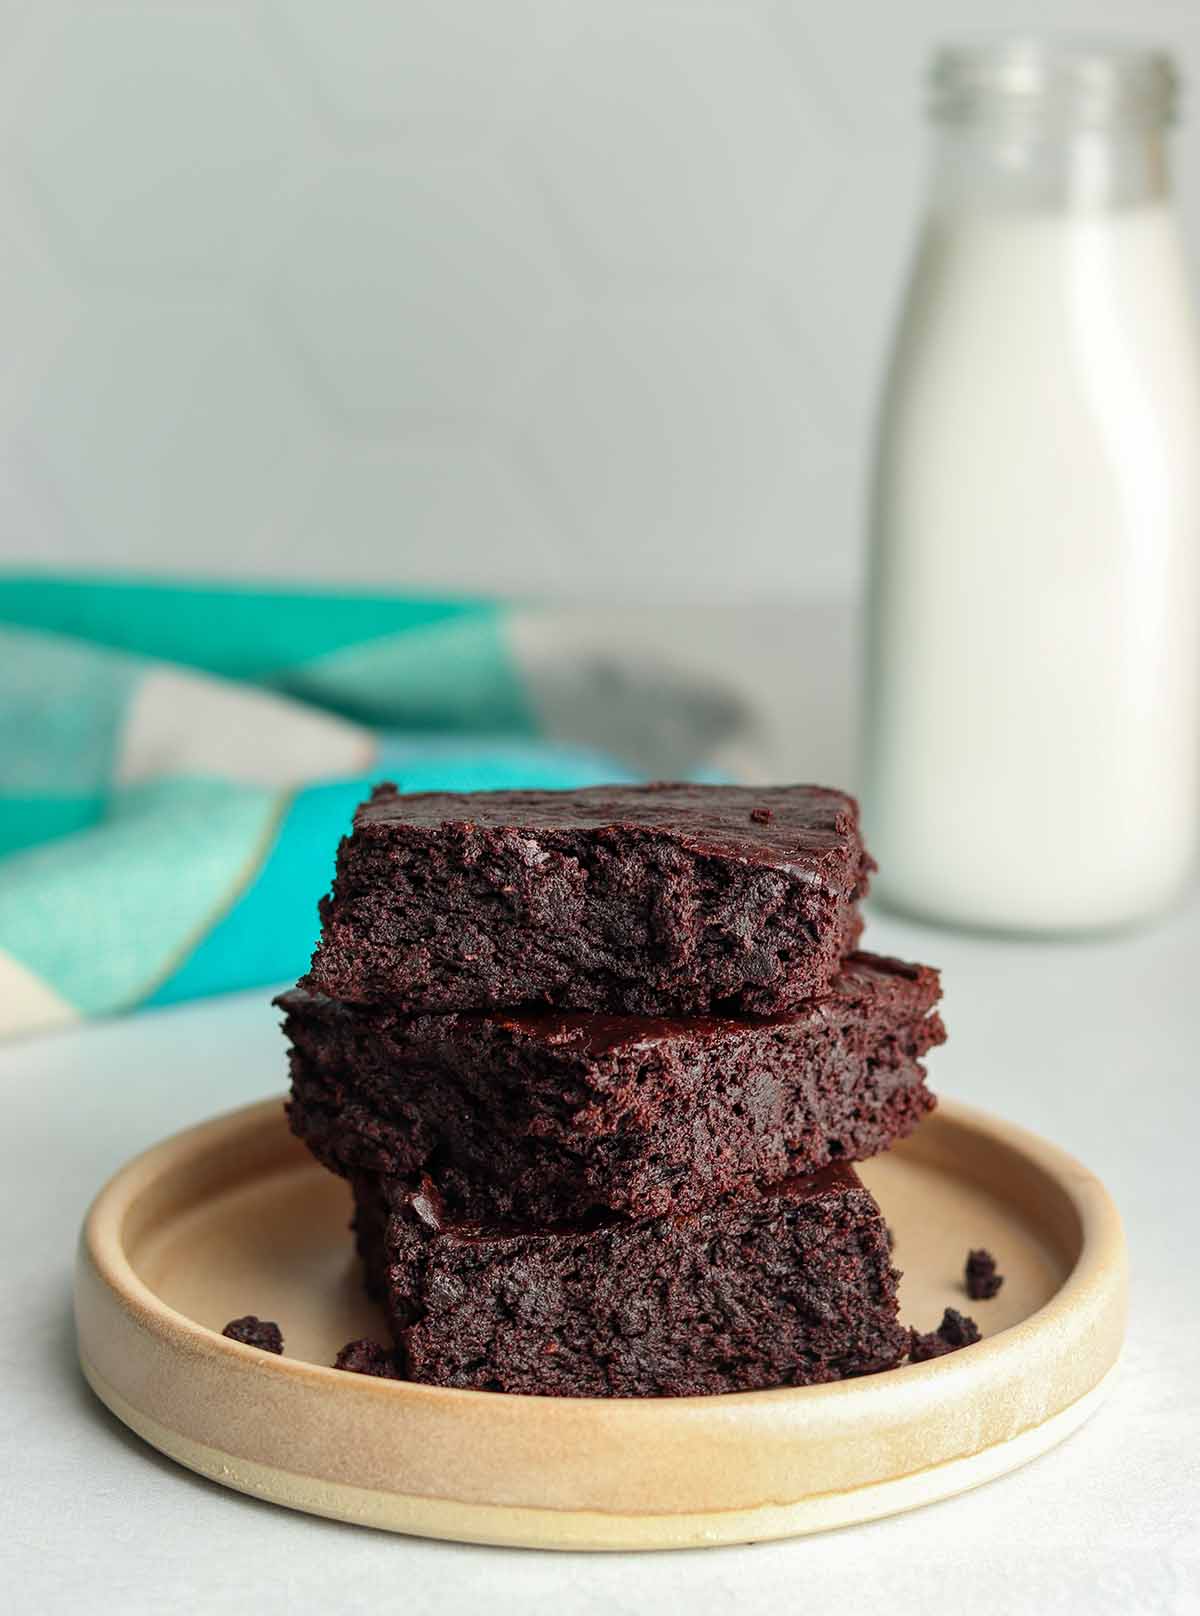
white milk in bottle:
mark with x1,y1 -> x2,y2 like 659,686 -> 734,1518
863,41 -> 1200,932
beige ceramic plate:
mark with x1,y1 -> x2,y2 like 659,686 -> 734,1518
75,1096 -> 1126,1551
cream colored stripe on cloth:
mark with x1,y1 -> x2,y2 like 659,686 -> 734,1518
0,950 -> 80,1039
114,668 -> 375,788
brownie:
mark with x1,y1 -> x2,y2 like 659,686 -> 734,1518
350,1163 -> 906,1398
281,952 -> 942,1223
303,782 -> 873,1016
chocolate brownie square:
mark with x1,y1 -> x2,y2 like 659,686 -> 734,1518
303,782 -> 872,1016
351,1163 -> 906,1397
282,952 -> 942,1223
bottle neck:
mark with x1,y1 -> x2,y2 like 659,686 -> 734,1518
929,118 -> 1171,213
927,40 -> 1177,213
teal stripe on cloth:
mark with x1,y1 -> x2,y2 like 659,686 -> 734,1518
142,778 -> 363,1008
145,741 -> 638,1008
372,737 -> 635,789
0,795 -> 106,858
0,574 -> 492,686
0,776 -> 285,1015
0,625 -> 139,792
273,615 -> 533,732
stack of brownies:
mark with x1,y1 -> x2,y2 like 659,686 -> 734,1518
279,782 -> 945,1397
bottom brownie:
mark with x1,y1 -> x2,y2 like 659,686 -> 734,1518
351,1164 -> 905,1398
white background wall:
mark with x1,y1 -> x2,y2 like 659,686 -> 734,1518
3,0 -> 1199,604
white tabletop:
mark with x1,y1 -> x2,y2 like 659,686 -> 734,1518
2,893 -> 1198,1615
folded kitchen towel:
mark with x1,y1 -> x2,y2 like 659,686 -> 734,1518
0,574 -> 759,1040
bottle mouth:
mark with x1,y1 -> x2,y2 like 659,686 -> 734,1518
931,37 -> 1177,128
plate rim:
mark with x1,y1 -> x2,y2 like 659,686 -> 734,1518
78,1352 -> 1119,1551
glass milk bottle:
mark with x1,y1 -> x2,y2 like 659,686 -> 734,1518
863,41 -> 1200,933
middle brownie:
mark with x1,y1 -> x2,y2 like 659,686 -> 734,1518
281,951 -> 943,1224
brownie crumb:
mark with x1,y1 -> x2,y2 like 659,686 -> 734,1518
909,1307 -> 981,1363
749,807 -> 774,824
222,1316 -> 284,1354
965,1248 -> 1003,1300
334,1338 -> 401,1379
885,1223 -> 896,1253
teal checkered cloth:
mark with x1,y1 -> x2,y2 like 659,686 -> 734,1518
0,575 -> 745,1039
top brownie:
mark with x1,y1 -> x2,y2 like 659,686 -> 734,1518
305,782 -> 873,1014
